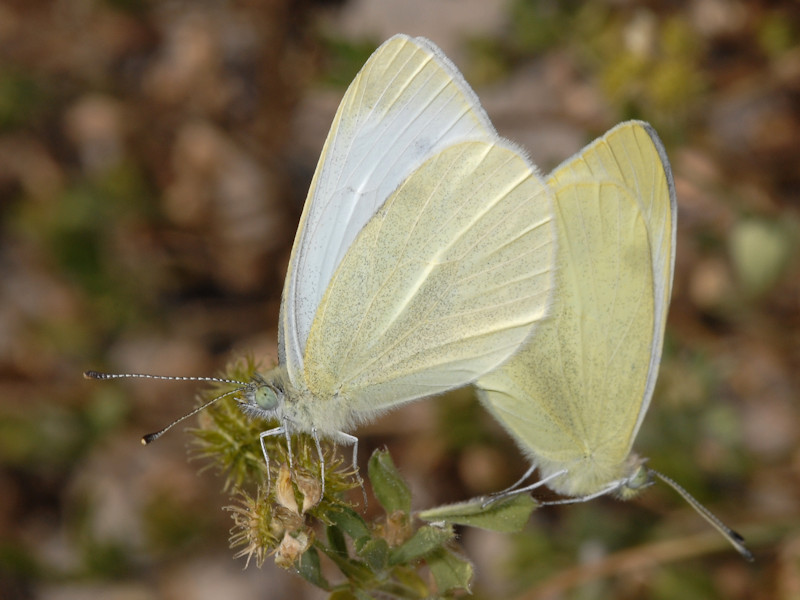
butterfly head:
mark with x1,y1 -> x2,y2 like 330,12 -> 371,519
238,370 -> 287,421
614,454 -> 654,500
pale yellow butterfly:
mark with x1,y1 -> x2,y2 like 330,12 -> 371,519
86,35 -> 556,493
477,121 -> 752,560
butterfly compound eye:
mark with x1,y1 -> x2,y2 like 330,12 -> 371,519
254,385 -> 279,411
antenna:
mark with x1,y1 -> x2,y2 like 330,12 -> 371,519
650,469 -> 753,561
83,370 -> 249,444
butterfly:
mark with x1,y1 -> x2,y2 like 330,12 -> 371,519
86,34 -> 557,494
476,121 -> 752,560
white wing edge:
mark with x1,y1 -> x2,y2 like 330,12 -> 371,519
627,121 -> 678,441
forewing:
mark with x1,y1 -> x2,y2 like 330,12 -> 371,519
280,34 -> 498,383
303,140 -> 554,417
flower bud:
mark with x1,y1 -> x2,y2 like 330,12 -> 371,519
275,463 -> 299,514
295,470 -> 323,513
274,531 -> 311,569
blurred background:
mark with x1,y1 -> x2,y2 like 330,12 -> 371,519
1,0 -> 798,598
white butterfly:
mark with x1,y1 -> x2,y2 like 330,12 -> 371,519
477,121 -> 751,560
87,34 -> 556,492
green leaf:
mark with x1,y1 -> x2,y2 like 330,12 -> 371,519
318,544 -> 374,586
328,506 -> 371,543
417,494 -> 538,533
372,580 -> 428,599
355,537 -> 389,571
427,547 -> 473,595
326,523 -> 350,558
388,525 -> 454,566
390,566 -> 430,597
368,449 -> 412,514
297,547 -> 330,590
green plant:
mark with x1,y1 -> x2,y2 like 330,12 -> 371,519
189,359 -> 536,598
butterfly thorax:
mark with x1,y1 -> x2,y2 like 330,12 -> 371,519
282,387 -> 357,440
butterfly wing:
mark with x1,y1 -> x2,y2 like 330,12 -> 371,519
280,35 -> 499,384
478,121 -> 676,496
547,121 -> 677,442
303,140 -> 554,427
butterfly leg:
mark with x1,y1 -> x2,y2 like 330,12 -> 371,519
502,464 -> 538,493
259,425 -> 286,493
282,417 -> 294,473
311,427 -> 325,498
482,467 -> 568,508
338,432 -> 367,506
541,480 -> 623,506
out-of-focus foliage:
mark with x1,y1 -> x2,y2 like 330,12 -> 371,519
1,1 -> 798,599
